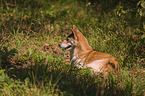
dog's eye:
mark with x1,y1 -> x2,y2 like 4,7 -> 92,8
71,41 -> 76,45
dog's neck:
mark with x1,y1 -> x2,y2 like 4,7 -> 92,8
70,46 -> 93,67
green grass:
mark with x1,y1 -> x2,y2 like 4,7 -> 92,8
0,0 -> 145,95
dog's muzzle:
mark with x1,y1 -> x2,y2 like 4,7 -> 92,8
58,44 -> 72,51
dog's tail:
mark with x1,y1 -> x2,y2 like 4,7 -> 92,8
110,57 -> 119,71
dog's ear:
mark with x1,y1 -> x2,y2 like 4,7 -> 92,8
73,25 -> 79,31
71,25 -> 81,40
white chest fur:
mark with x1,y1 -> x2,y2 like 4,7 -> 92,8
70,49 -> 83,68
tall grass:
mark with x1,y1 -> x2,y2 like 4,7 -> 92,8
0,0 -> 145,95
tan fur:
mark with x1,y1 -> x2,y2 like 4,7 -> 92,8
59,25 -> 119,73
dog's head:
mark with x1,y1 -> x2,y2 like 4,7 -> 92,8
58,32 -> 75,51
59,25 -> 92,51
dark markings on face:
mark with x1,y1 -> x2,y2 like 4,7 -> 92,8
66,32 -> 74,42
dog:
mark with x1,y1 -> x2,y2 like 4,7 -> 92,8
59,25 -> 119,74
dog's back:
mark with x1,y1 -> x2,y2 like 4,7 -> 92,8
84,51 -> 118,72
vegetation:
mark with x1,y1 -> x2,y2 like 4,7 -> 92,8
0,0 -> 145,95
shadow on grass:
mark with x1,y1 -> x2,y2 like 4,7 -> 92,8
0,47 -> 18,69
122,35 -> 145,67
0,47 -> 129,96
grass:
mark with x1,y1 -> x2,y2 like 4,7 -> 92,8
0,0 -> 145,95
